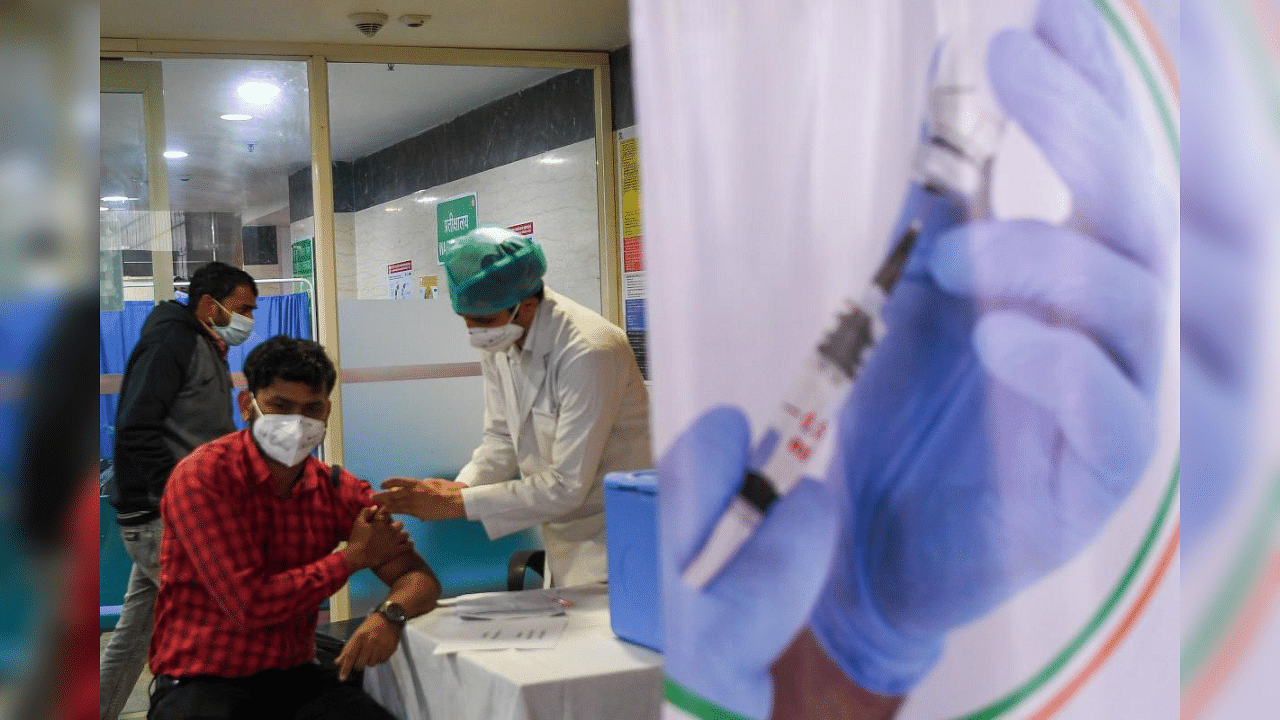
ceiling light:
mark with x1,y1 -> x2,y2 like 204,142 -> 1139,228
101,195 -> 130,202
414,195 -> 438,204
385,207 -> 402,213
163,150 -> 188,159
220,113 -> 253,121
100,206 -> 108,212
540,156 -> 566,165
237,81 -> 280,104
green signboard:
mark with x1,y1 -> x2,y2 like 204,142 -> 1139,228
292,237 -> 314,294
100,248 -> 124,312
436,193 -> 478,261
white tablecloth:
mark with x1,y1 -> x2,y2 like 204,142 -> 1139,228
364,584 -> 664,720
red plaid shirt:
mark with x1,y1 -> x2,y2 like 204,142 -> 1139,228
150,429 -> 370,677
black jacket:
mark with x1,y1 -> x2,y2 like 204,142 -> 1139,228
108,300 -> 237,524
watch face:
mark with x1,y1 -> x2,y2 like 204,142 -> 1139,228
380,602 -> 407,624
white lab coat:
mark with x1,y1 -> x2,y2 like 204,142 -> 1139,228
456,288 -> 652,586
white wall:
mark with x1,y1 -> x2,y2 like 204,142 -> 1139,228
289,213 -> 357,299
350,138 -> 601,310
290,138 -> 601,309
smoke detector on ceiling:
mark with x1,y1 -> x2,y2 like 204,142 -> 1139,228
349,12 -> 389,37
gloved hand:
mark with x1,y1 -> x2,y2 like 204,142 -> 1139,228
809,0 -> 1175,696
1179,0 -> 1269,554
659,406 -> 838,719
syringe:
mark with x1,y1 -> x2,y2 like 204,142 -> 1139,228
681,40 -> 1003,591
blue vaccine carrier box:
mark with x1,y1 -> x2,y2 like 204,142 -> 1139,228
604,469 -> 663,652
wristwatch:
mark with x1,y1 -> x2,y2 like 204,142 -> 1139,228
376,600 -> 408,628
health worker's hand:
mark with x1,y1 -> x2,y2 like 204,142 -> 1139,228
373,478 -> 467,521
810,0 -> 1175,696
658,406 -> 838,719
343,507 -> 413,571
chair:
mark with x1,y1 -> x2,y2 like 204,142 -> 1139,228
506,549 -> 545,591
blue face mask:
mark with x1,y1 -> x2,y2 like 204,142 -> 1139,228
211,298 -> 254,346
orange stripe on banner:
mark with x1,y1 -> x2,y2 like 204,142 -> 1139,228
1121,0 -> 1180,100
1026,525 -> 1180,719
1182,546 -> 1280,719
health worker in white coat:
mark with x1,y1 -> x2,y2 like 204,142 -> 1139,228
374,226 -> 652,587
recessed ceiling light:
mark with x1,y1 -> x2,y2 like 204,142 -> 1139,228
414,195 -> 439,204
385,207 -> 402,213
220,113 -> 253,121
163,150 -> 188,159
101,195 -> 130,202
540,156 -> 566,165
100,206 -> 108,212
237,81 -> 281,104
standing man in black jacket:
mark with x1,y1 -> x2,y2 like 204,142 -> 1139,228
100,261 -> 258,720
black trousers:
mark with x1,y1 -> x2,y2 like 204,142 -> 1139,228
148,661 -> 395,720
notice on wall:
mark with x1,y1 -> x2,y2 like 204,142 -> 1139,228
437,193 -> 478,262
388,260 -> 415,300
617,127 -> 647,379
292,237 -> 315,295
508,221 -> 534,239
419,274 -> 440,300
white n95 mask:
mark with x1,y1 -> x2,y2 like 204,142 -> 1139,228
468,309 -> 524,352
251,397 -> 326,467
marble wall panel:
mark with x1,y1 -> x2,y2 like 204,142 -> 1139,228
288,215 -> 357,300
351,138 -> 601,312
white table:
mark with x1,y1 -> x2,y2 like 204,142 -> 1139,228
364,584 -> 664,720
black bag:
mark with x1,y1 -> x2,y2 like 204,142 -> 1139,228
314,464 -> 363,686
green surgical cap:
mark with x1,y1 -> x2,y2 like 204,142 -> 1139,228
441,226 -> 547,316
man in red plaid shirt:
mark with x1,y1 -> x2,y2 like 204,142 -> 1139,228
147,336 -> 440,720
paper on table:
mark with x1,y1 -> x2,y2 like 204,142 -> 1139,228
429,615 -> 569,655
440,588 -> 571,620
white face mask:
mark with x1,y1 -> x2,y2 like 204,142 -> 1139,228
468,307 -> 524,352
250,396 -> 327,467
211,298 -> 255,346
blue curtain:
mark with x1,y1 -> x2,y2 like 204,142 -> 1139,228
99,292 -> 313,459
0,294 -> 64,486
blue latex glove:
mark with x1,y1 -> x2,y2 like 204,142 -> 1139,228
1179,0 -> 1267,553
809,0 -> 1175,696
659,406 -> 838,719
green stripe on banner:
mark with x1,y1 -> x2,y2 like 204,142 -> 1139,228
1092,0 -> 1181,162
955,462 -> 1179,720
1181,466 -> 1280,684
664,678 -> 754,720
